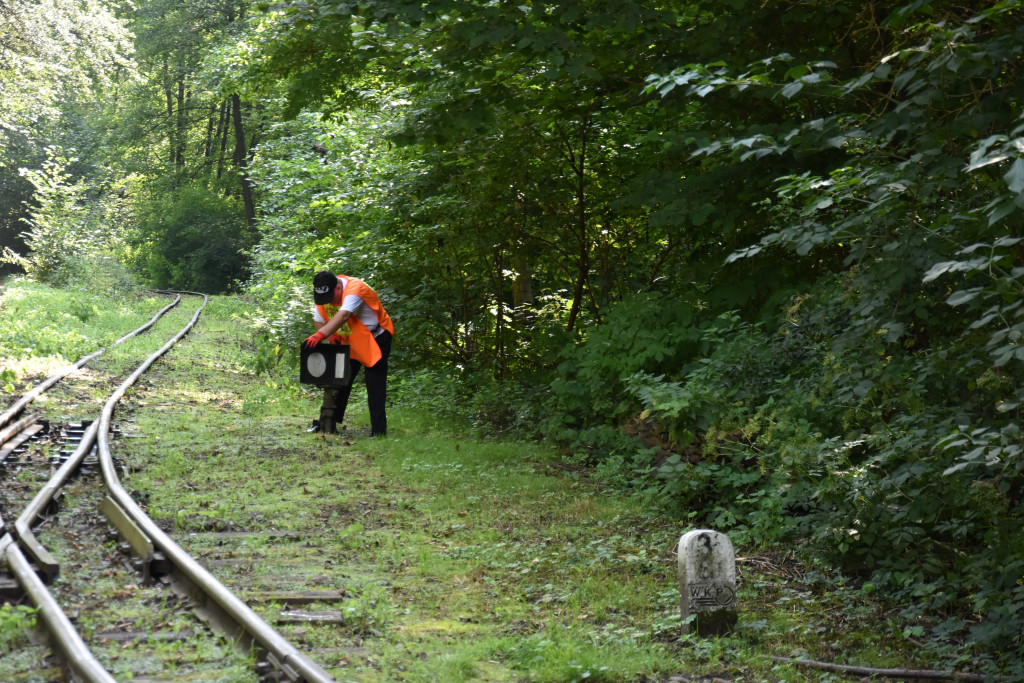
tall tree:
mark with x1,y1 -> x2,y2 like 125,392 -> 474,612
106,0 -> 264,291
0,0 -> 134,271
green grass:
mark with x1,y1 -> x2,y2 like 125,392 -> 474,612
105,296 -> 690,680
0,275 -> 174,377
0,605 -> 36,655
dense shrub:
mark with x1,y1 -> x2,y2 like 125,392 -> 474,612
131,184 -> 252,294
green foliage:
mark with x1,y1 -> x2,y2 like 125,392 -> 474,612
0,604 -> 36,653
632,1 -> 1024,662
0,0 -> 134,135
0,267 -> 152,363
0,0 -> 135,276
131,183 -> 252,293
1,367 -> 15,393
2,149 -> 92,283
625,313 -> 764,444
548,292 -> 699,438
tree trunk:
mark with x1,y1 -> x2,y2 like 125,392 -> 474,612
565,121 -> 589,333
175,78 -> 188,170
203,103 -> 216,160
495,246 -> 505,377
512,254 -> 533,307
231,93 -> 256,228
164,59 -> 175,168
216,100 -> 229,179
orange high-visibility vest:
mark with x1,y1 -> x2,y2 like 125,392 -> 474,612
315,275 -> 394,366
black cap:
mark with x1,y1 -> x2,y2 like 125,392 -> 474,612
313,271 -> 338,305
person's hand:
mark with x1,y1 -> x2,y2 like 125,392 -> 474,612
303,331 -> 326,348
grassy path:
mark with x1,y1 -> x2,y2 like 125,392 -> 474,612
120,296 -> 693,681
119,296 -> 948,683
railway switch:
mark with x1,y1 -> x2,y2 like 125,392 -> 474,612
299,342 -> 353,387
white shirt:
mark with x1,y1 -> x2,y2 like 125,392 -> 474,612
312,277 -> 382,333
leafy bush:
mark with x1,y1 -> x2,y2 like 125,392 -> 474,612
545,292 -> 700,445
1,149 -> 92,284
131,184 -> 252,293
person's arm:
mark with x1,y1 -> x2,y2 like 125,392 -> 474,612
304,296 -> 363,347
305,308 -> 351,347
317,308 -> 353,338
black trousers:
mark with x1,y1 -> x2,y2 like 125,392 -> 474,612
319,331 -> 392,436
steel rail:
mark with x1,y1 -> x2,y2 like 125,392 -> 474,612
10,420 -> 103,575
94,293 -> 338,683
0,290 -> 186,683
0,294 -> 182,432
0,511 -> 116,683
0,412 -> 39,447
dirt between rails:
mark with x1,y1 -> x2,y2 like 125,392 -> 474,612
0,421 -> 80,524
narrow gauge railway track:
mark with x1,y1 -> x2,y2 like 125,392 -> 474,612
0,292 -> 336,682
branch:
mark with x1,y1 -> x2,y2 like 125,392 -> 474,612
647,233 -> 682,284
769,656 -> 1015,682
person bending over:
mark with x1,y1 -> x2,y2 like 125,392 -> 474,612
303,271 -> 394,436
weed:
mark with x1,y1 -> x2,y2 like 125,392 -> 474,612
0,605 -> 37,653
